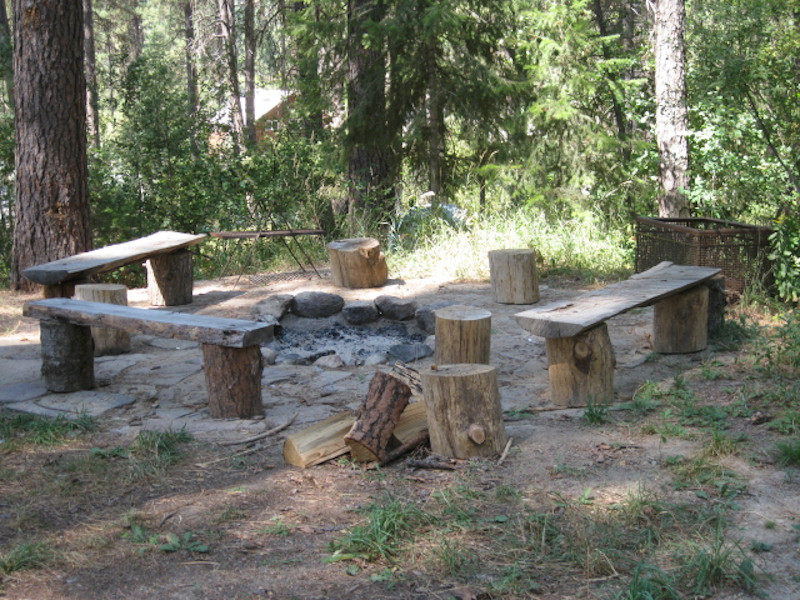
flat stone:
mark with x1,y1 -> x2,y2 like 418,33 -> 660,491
387,343 -> 434,363
342,301 -> 380,325
261,347 -> 278,365
310,370 -> 352,390
375,295 -> 417,321
146,338 -> 200,350
314,354 -> 345,369
363,352 -> 388,366
252,294 -> 294,320
415,301 -> 453,334
291,291 -> 345,318
0,359 -> 42,386
124,357 -> 203,386
0,380 -> 48,404
94,353 -> 150,381
22,390 -> 137,418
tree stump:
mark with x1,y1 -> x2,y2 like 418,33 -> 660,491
39,320 -> 95,392
653,284 -> 708,354
488,249 -> 540,304
202,344 -> 264,419
344,371 -> 413,462
74,283 -> 131,356
546,322 -> 615,407
327,238 -> 388,288
146,249 -> 194,306
434,305 -> 491,365
420,363 -> 507,459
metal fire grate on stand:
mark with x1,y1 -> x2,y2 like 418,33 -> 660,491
635,217 -> 773,293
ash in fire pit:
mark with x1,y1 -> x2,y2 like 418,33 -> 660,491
265,314 -> 433,367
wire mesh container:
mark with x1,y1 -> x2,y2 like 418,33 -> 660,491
635,217 -> 773,293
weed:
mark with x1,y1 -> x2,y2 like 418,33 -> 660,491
505,408 -> 535,421
0,410 -> 95,446
217,504 -> 247,523
613,563 -> 680,600
668,456 -> 745,499
700,360 -> 726,381
674,524 -> 758,595
259,517 -> 294,537
0,541 -> 54,575
711,314 -> 758,352
702,429 -> 746,459
583,400 -> 609,425
158,532 -> 209,554
775,439 -> 800,466
436,536 -> 479,579
126,428 -> 193,479
768,410 -> 800,435
327,493 -> 428,561
627,381 -> 663,414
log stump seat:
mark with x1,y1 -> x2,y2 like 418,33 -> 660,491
22,298 -> 274,419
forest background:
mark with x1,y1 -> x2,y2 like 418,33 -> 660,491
0,0 -> 798,297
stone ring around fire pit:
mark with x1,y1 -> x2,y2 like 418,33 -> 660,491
252,291 -> 454,369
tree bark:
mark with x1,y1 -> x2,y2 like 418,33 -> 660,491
218,0 -> 244,150
83,0 -> 100,148
203,344 -> 264,419
0,2 -> 13,109
327,237 -> 388,288
653,285 -> 708,353
11,0 -> 92,291
244,0 -> 256,147
654,0 -> 689,218
488,249 -> 539,305
145,250 -> 194,306
74,283 -> 131,356
344,371 -> 412,462
421,363 -> 507,459
546,323 -> 615,407
184,0 -> 198,123
434,305 -> 491,365
39,320 -> 95,392
346,0 -> 395,230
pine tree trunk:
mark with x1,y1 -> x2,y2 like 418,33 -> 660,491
654,0 -> 689,218
0,3 -> 13,109
11,0 -> 91,292
83,0 -> 100,148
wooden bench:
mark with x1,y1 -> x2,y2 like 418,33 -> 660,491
22,231 -> 207,304
514,262 -> 721,406
22,298 -> 274,419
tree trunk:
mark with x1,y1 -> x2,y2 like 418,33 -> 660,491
39,320 -> 95,392
434,305 -> 491,365
203,344 -> 264,419
327,237 -> 388,288
421,363 -> 507,459
0,2 -> 13,109
11,0 -> 91,292
344,371 -> 412,462
654,0 -> 689,218
74,283 -> 131,356
488,249 -> 540,305
652,285 -> 708,354
184,0 -> 198,122
83,0 -> 100,148
546,323 -> 615,407
346,0 -> 394,230
244,0 -> 256,147
145,250 -> 194,306
218,0 -> 244,150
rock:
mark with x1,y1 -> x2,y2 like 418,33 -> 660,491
363,352 -> 388,366
291,291 -> 345,318
375,295 -> 417,321
387,343 -> 434,363
261,347 -> 278,365
415,301 -> 453,333
342,300 -> 380,325
314,354 -> 345,369
252,294 -> 294,320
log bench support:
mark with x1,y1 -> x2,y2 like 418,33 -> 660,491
515,262 -> 722,407
434,305 -> 492,365
23,299 -> 273,419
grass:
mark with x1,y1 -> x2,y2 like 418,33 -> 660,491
0,410 -> 95,447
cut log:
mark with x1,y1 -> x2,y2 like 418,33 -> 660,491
546,322 -> 615,407
146,249 -> 194,306
202,344 -> 264,419
653,284 -> 708,354
420,363 -> 507,459
283,402 -> 428,468
327,238 -> 388,288
39,320 -> 95,392
434,305 -> 491,365
74,283 -> 131,356
344,371 -> 413,462
488,249 -> 540,304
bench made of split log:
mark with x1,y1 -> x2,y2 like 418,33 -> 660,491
22,231 -> 207,304
514,262 -> 721,406
22,298 -> 274,419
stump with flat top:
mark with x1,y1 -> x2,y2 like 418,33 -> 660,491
74,283 -> 131,356
653,284 -> 708,354
39,320 -> 95,392
434,305 -> 491,365
344,371 -> 413,462
203,344 -> 264,419
327,238 -> 388,288
421,363 -> 507,459
546,322 -> 615,407
489,249 -> 540,304
146,249 -> 194,306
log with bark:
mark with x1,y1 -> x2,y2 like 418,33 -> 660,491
74,283 -> 131,355
434,305 -> 491,365
488,249 -> 540,304
326,238 -> 388,288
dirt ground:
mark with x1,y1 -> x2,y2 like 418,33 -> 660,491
0,272 -> 799,600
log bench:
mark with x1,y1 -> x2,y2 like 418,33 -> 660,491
22,298 -> 274,419
22,231 -> 207,304
514,262 -> 721,406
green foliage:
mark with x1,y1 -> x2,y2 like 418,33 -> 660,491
0,410 -> 95,447
769,215 -> 800,303
124,429 -> 194,479
0,541 -> 54,575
